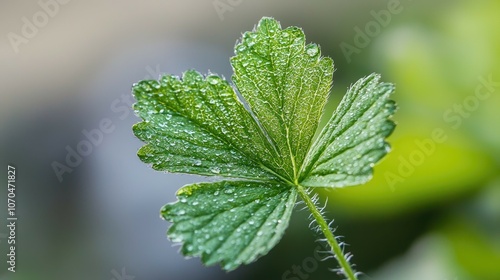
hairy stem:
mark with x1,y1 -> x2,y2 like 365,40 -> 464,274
296,184 -> 358,280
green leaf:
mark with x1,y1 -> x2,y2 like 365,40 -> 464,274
300,73 -> 396,187
231,17 -> 334,181
132,70 -> 277,180
161,181 -> 297,270
132,16 -> 396,274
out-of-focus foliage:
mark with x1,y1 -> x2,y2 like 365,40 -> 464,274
325,1 -> 500,279
328,0 -> 500,216
371,178 -> 500,280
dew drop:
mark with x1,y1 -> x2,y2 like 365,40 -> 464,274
237,44 -> 246,52
210,167 -> 221,174
207,76 -> 219,85
306,44 -> 319,57
246,39 -> 255,47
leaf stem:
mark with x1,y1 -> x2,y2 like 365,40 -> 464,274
296,184 -> 358,280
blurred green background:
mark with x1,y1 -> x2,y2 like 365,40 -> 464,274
1,0 -> 499,279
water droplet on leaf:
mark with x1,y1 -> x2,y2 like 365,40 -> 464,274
210,167 -> 221,174
306,44 -> 319,57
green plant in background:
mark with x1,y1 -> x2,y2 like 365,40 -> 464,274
132,17 -> 396,279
